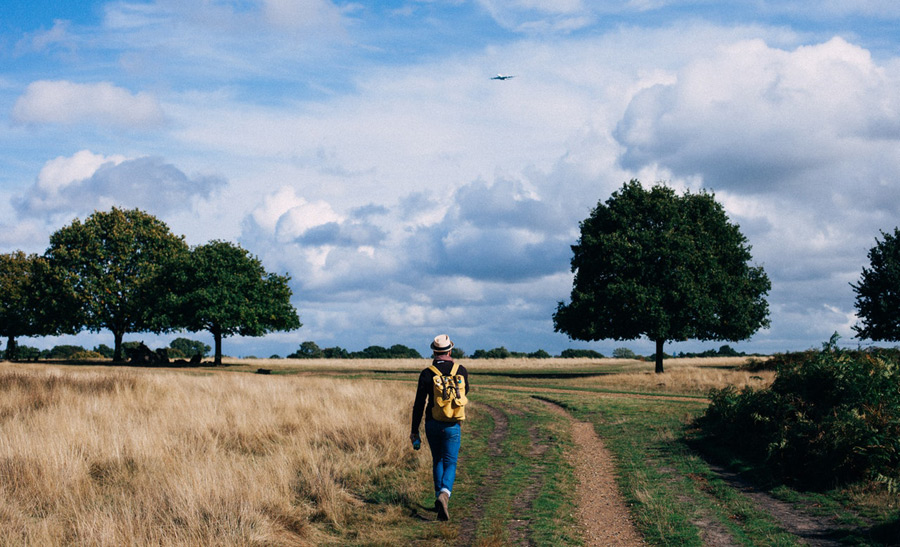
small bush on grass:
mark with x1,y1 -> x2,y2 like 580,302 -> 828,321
698,335 -> 900,489
70,350 -> 104,361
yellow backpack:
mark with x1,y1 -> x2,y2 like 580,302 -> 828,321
429,363 -> 468,422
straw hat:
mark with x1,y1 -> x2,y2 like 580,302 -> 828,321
430,334 -> 454,354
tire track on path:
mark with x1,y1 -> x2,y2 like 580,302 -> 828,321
505,406 -> 547,547
540,399 -> 645,546
456,402 -> 508,546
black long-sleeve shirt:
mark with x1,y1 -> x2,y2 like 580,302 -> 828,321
410,357 -> 470,436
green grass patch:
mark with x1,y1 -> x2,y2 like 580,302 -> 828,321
547,393 -> 801,546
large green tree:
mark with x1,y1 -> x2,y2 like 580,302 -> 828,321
166,240 -> 301,365
852,227 -> 900,341
0,251 -> 80,360
553,180 -> 771,373
45,208 -> 189,362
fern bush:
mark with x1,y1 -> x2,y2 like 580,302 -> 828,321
699,337 -> 900,488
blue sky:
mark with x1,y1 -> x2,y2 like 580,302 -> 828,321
2,0 -> 900,358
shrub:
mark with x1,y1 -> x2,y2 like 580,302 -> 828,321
170,337 -> 211,358
559,348 -> 604,359
70,350 -> 104,361
13,345 -> 41,361
322,346 -> 350,359
93,344 -> 115,359
612,347 -> 637,359
471,347 -> 511,359
45,345 -> 87,359
698,336 -> 900,488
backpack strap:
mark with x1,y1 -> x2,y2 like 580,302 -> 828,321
449,362 -> 459,376
428,365 -> 441,376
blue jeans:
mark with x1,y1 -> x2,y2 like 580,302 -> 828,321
424,419 -> 461,497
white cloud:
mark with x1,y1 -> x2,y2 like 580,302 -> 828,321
14,151 -> 225,219
35,150 -> 126,194
616,37 -> 900,191
14,19 -> 75,55
11,80 -> 165,128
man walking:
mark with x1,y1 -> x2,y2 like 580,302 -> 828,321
410,334 -> 470,521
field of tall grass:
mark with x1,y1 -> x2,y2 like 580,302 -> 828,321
0,364 -> 425,545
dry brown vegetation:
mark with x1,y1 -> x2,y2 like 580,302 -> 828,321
0,355 -> 773,544
0,363 -> 426,545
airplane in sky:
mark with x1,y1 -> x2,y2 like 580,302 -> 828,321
491,74 -> 515,80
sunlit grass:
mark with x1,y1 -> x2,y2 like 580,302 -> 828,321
0,364 -> 426,545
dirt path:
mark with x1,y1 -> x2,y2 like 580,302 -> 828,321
709,465 -> 845,546
541,400 -> 645,546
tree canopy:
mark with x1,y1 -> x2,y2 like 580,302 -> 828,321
45,208 -> 189,361
0,252 -> 79,360
852,227 -> 900,341
166,240 -> 301,365
553,180 -> 770,373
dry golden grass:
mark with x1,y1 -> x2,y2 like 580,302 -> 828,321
0,363 -> 426,545
219,355 -> 763,372
559,366 -> 776,395
221,355 -> 772,396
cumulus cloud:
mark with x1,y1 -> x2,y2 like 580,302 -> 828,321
616,38 -> 900,192
11,80 -> 165,128
14,151 -> 225,219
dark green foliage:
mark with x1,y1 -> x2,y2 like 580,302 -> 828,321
698,336 -> 900,488
471,347 -> 512,359
93,344 -> 115,358
169,337 -> 211,358
121,341 -> 142,358
288,342 -> 421,359
322,346 -> 350,359
349,345 -> 422,359
387,344 -> 422,359
164,240 -> 300,365
612,347 -> 638,359
288,341 -> 324,359
554,180 -> 770,373
450,347 -> 466,359
45,345 -> 87,359
853,227 -> 900,341
13,345 -> 41,361
675,344 -> 745,358
559,348 -> 605,358
46,208 -> 190,362
528,349 -> 551,358
0,251 -> 80,360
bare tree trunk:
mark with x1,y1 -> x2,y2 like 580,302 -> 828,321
214,330 -> 223,366
113,331 -> 125,362
655,338 -> 665,374
5,336 -> 16,361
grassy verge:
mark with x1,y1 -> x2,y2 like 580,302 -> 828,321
545,393 -> 800,546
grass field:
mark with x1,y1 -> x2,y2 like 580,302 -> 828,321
0,357 -> 895,545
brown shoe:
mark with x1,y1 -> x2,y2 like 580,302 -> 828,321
436,492 -> 450,521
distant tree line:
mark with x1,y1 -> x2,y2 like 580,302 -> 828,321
286,341 -> 424,359
9,337 -> 213,362
0,207 -> 300,365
